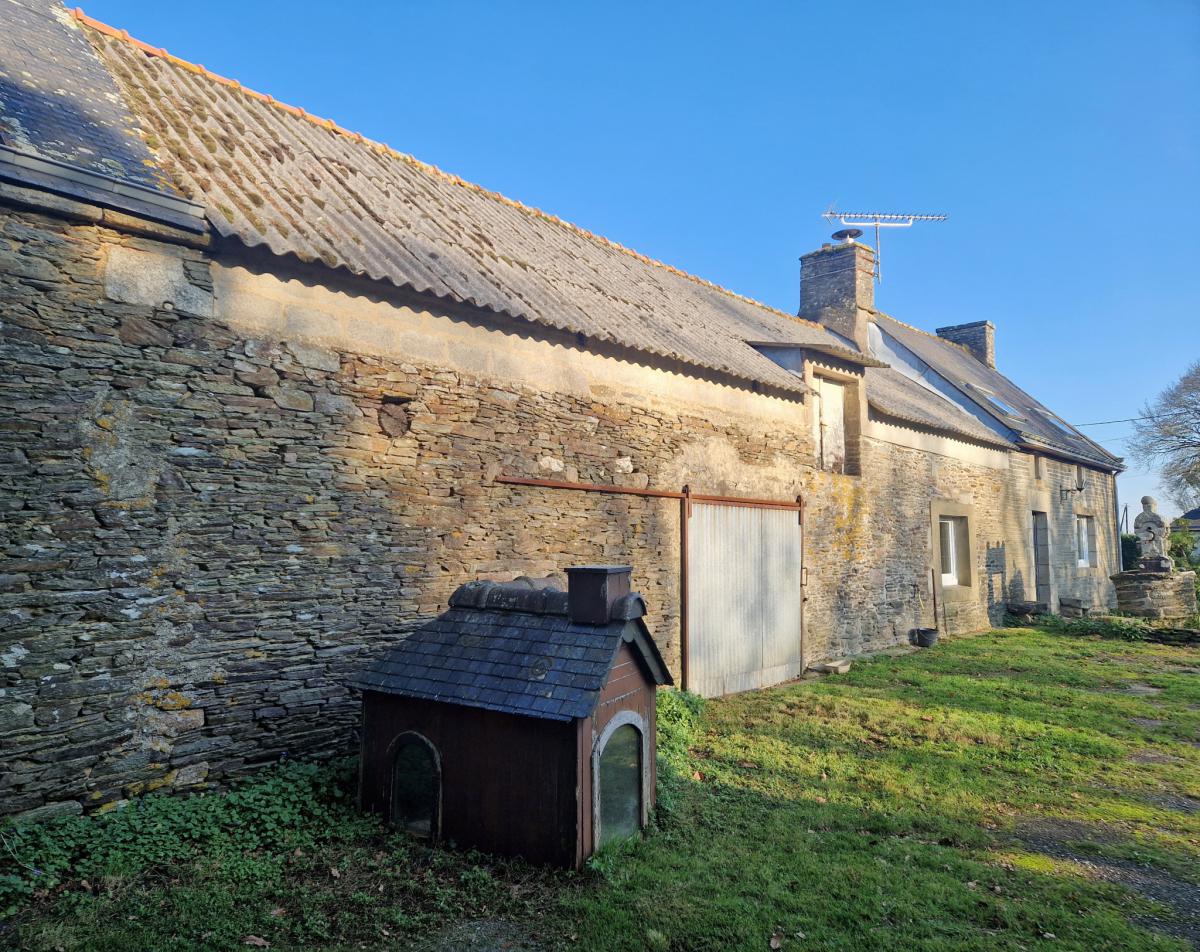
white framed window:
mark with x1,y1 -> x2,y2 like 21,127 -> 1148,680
939,515 -> 969,586
1076,515 -> 1096,568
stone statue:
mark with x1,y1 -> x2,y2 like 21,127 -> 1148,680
1134,496 -> 1173,571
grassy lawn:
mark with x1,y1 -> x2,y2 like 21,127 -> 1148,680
3,626 -> 1198,951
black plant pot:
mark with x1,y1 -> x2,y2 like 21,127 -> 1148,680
911,628 -> 939,648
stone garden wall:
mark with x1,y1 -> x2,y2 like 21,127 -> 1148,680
1,203 -> 1118,819
1111,570 -> 1198,620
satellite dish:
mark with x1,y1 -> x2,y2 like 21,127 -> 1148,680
831,228 -> 863,242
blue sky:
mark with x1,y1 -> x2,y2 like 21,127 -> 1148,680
86,0 -> 1200,518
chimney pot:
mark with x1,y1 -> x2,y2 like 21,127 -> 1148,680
565,565 -> 631,625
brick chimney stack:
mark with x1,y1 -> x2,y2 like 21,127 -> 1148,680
565,566 -> 632,625
936,321 -> 996,369
799,240 -> 876,350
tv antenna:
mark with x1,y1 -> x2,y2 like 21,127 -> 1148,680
822,208 -> 947,282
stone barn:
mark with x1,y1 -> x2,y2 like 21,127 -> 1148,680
1,0 -> 1124,821
355,566 -> 672,868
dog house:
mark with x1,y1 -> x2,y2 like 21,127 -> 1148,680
354,565 -> 673,868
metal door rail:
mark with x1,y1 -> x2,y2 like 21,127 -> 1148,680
494,475 -> 802,511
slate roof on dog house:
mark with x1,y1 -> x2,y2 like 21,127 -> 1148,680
354,566 -> 672,868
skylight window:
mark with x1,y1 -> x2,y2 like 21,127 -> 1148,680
1042,413 -> 1078,436
986,395 -> 1020,417
968,385 -> 1025,421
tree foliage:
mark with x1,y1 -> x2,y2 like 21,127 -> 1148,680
1130,359 -> 1200,511
1169,528 -> 1197,568
1120,532 -> 1141,570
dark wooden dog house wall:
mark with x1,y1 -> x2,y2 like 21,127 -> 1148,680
355,565 -> 673,868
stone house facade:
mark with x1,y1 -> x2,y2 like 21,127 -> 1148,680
0,0 -> 1123,820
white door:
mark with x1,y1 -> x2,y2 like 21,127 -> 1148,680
816,377 -> 846,474
686,502 -> 804,697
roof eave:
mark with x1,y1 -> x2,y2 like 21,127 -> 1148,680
355,684 -> 576,722
1015,437 -> 1125,473
867,403 -> 1017,451
217,233 -> 811,402
0,143 -> 206,234
624,619 -> 674,687
746,341 -> 890,369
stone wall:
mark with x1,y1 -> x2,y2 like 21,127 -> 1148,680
0,202 -> 1119,819
801,430 -> 1119,657
1141,625 -> 1200,646
1111,570 -> 1198,620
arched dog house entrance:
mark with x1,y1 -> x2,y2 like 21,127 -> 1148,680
593,712 -> 650,849
390,733 -> 440,839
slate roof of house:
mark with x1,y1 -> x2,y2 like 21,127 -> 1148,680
353,579 -> 672,722
0,0 -> 166,190
0,0 -> 203,230
874,314 -> 1122,468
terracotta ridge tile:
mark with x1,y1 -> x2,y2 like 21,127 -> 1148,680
71,7 -> 832,338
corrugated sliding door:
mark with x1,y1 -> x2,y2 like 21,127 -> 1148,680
686,502 -> 803,697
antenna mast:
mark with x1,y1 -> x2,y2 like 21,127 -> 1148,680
822,209 -> 947,283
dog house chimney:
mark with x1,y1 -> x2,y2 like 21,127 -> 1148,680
566,565 -> 632,625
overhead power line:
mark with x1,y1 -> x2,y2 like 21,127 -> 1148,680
1074,409 -> 1191,427
1074,416 -> 1152,427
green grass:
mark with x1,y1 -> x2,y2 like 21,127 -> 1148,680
4,627 -> 1198,951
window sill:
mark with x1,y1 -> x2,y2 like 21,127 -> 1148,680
940,583 -> 975,604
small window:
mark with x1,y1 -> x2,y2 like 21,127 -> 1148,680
1076,515 -> 1096,568
939,515 -> 970,587
1033,455 -> 1044,481
597,723 -> 642,847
